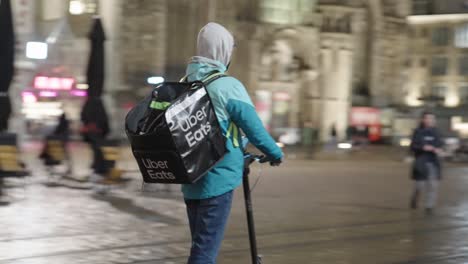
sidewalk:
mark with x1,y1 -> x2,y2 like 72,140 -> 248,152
283,144 -> 409,162
3,140 -> 468,263
1,141 -> 190,263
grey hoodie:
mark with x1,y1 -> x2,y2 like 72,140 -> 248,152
191,22 -> 234,69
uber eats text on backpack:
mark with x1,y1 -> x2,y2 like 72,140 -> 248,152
170,106 -> 211,148
125,72 -> 229,184
141,159 -> 176,180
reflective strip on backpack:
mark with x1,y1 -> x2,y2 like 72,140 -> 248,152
179,75 -> 188,82
225,122 -> 239,148
149,101 -> 171,110
165,88 -> 207,120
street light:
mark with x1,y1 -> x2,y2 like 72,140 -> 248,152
76,83 -> 89,90
69,0 -> 85,15
25,42 -> 48,59
147,76 -> 165,85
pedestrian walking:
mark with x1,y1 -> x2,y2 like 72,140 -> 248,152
410,111 -> 443,214
54,113 -> 71,140
54,113 -> 72,174
331,123 -> 337,139
182,22 -> 283,264
39,113 -> 72,173
325,123 -> 338,151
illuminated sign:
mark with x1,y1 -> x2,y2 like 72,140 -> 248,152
350,107 -> 380,126
350,107 -> 382,142
39,91 -> 58,97
21,92 -> 37,103
70,90 -> 87,97
33,76 -> 75,90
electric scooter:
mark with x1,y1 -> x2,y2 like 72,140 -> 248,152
243,151 -> 263,264
243,137 -> 273,264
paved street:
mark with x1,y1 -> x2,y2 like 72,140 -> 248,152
2,143 -> 468,263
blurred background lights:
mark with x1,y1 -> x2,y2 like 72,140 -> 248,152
25,42 -> 48,59
69,0 -> 85,15
147,76 -> 165,85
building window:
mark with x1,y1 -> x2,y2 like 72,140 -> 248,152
420,58 -> 427,67
420,28 -> 428,38
459,56 -> 468,75
404,58 -> 411,67
413,0 -> 432,15
455,24 -> 468,48
431,85 -> 446,100
431,57 -> 448,75
412,0 -> 431,15
459,85 -> 468,104
68,0 -> 97,15
259,0 -> 315,25
403,59 -> 412,68
432,27 -> 450,46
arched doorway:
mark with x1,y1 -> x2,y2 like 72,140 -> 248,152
255,27 -> 317,145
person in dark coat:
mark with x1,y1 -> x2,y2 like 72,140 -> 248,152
410,111 -> 443,214
55,113 -> 72,174
39,113 -> 72,173
54,113 -> 70,141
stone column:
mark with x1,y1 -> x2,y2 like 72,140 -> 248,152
319,35 -> 353,142
350,9 -> 368,88
300,69 -> 319,126
368,0 -> 386,106
242,23 -> 263,93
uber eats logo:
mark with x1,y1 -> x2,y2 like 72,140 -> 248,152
141,159 -> 176,180
178,106 -> 211,147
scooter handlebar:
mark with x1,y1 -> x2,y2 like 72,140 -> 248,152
244,153 -> 282,166
244,152 -> 265,162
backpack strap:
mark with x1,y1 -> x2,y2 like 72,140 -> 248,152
201,72 -> 226,85
182,71 -> 239,147
201,72 -> 240,148
180,71 -> 227,84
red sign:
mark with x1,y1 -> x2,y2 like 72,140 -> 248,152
350,107 -> 382,142
33,76 -> 75,90
350,107 -> 380,126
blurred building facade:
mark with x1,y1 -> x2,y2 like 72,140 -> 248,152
12,0 -> 468,142
405,0 -> 468,139
112,0 -> 412,142
408,0 -> 468,106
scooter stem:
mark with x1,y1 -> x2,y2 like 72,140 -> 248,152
243,170 -> 261,264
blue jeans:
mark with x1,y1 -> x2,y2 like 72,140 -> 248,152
185,190 -> 234,264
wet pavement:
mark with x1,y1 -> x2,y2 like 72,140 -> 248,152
2,142 -> 468,263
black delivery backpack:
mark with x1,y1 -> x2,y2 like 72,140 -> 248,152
125,72 -> 228,184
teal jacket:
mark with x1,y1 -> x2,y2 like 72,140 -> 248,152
181,61 -> 283,199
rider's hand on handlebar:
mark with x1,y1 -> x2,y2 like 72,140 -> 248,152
269,157 -> 282,166
259,156 -> 283,166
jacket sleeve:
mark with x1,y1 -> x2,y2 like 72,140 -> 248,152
224,81 -> 283,160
